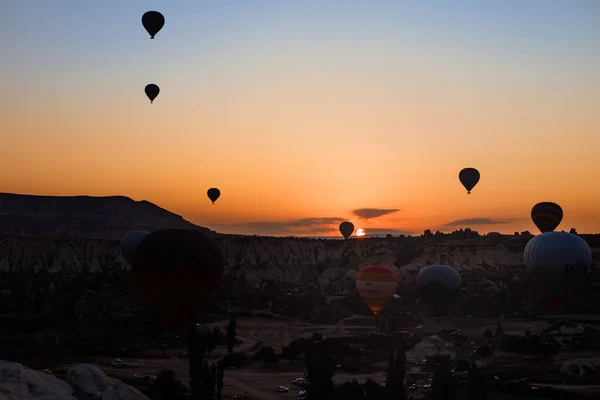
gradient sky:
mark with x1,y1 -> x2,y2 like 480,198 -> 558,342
1,1 -> 599,236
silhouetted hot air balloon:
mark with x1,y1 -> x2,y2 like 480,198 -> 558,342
120,231 -> 149,264
459,168 -> 480,194
415,265 -> 462,317
207,188 -> 220,204
145,84 -> 160,103
339,221 -> 354,240
142,11 -> 165,39
531,202 -> 563,233
132,229 -> 224,330
356,265 -> 398,317
524,231 -> 591,309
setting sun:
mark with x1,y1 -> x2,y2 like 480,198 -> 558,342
356,229 -> 366,237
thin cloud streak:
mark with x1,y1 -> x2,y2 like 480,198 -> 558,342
444,217 -> 515,226
209,217 -> 345,236
353,208 -> 401,219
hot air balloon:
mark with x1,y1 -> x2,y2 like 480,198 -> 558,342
339,221 -> 354,240
142,11 -> 165,39
145,84 -> 160,103
531,202 -> 563,233
459,168 -> 480,194
132,229 -> 224,330
524,231 -> 591,309
120,231 -> 149,264
415,265 -> 462,317
207,188 -> 220,204
356,265 -> 398,316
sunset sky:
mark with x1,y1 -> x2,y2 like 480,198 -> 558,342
1,1 -> 599,236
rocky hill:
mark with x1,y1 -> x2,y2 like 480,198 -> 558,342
0,192 -> 214,239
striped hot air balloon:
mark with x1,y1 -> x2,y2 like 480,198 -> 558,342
356,265 -> 398,316
531,202 -> 563,233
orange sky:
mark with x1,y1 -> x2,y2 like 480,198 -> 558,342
1,2 -> 599,236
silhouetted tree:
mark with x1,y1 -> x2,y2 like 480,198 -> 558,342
152,369 -> 186,400
467,362 -> 487,400
281,341 -> 301,363
304,345 -> 335,400
226,316 -> 237,356
432,364 -> 456,400
216,364 -> 224,400
385,348 -> 408,400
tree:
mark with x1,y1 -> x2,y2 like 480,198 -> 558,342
304,345 -> 335,400
385,348 -> 408,400
432,364 -> 456,400
467,362 -> 487,400
254,345 -> 278,364
226,316 -> 237,356
152,369 -> 186,400
216,364 -> 224,400
281,342 -> 301,363
363,378 -> 384,400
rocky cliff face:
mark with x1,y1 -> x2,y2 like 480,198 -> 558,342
0,193 -> 214,239
3,234 -> 596,285
0,361 -> 148,400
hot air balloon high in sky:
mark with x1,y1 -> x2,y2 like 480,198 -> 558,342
145,84 -> 160,103
131,229 -> 225,330
207,188 -> 221,204
531,202 -> 563,234
459,167 -> 480,194
524,231 -> 591,309
339,221 -> 354,240
142,11 -> 165,39
356,265 -> 398,317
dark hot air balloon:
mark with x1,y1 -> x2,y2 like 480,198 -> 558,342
142,11 -> 165,39
207,188 -> 220,204
459,168 -> 480,194
531,202 -> 563,233
415,264 -> 462,317
120,231 -> 149,264
339,221 -> 354,240
132,229 -> 224,330
145,84 -> 160,103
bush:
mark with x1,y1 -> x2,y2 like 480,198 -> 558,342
150,369 -> 186,400
220,351 -> 248,368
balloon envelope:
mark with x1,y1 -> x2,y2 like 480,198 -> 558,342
415,265 -> 462,316
339,221 -> 354,240
356,265 -> 398,316
132,229 -> 224,329
120,231 -> 149,265
207,188 -> 221,204
145,84 -> 160,103
459,168 -> 480,194
531,202 -> 563,233
524,232 -> 591,309
142,11 -> 165,39
524,232 -> 591,284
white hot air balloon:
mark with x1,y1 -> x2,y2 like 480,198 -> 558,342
120,231 -> 150,265
524,231 -> 592,309
524,232 -> 592,283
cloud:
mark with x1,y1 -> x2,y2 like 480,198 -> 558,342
209,217 -> 345,236
352,208 -> 400,219
444,218 -> 513,226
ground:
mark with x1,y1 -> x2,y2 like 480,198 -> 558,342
49,314 -> 600,399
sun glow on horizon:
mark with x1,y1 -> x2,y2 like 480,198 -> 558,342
356,228 -> 366,237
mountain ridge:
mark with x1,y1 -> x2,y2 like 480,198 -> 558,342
0,192 -> 215,239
